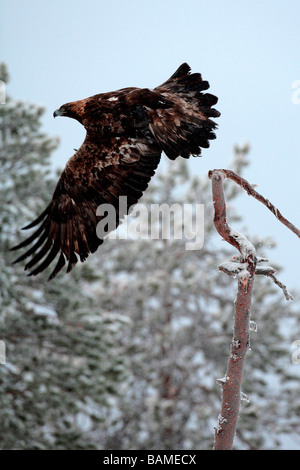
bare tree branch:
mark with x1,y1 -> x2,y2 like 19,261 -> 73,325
209,170 -> 257,450
209,169 -> 300,239
208,168 -> 299,450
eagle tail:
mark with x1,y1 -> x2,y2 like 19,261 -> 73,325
153,63 -> 220,160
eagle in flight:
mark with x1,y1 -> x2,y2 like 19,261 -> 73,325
12,63 -> 220,280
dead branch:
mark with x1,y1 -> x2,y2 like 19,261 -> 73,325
209,170 -> 257,450
210,169 -> 300,239
219,262 -> 294,301
208,169 -> 299,450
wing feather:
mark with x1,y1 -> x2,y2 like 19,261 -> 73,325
28,235 -> 61,276
21,206 -> 50,230
12,134 -> 161,279
151,63 -> 220,160
49,252 -> 66,280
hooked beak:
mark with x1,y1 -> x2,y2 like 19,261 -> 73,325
53,108 -> 63,118
53,103 -> 70,118
52,102 -> 81,123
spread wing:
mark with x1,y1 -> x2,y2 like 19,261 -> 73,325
151,62 -> 220,159
11,134 -> 161,280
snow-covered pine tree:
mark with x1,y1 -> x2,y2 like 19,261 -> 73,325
90,147 -> 300,450
0,63 -> 127,449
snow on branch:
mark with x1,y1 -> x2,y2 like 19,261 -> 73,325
208,169 -> 299,450
219,259 -> 294,301
209,170 -> 256,450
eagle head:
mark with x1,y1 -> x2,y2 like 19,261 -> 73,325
53,101 -> 84,123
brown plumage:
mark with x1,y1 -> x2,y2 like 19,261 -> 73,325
11,63 -> 220,280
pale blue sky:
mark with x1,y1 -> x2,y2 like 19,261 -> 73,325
1,0 -> 300,290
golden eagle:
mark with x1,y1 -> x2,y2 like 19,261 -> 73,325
12,63 -> 220,280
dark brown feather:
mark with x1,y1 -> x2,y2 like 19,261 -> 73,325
11,63 -> 220,279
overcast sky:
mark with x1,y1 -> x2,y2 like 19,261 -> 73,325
1,0 -> 300,290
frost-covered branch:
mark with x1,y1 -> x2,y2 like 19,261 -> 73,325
255,267 -> 294,301
208,168 -> 299,450
210,169 -> 300,240
219,257 -> 294,301
209,170 -> 257,450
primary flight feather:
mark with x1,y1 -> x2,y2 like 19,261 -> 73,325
11,63 -> 220,280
